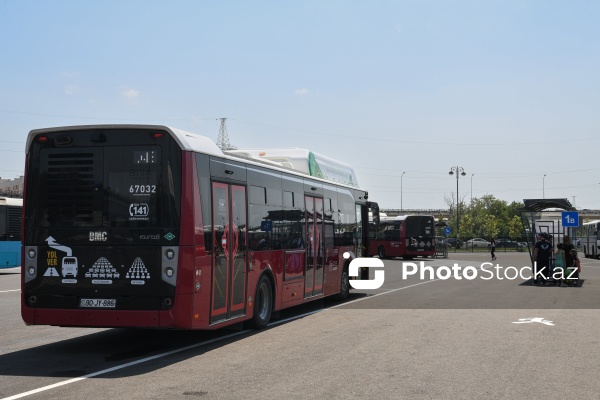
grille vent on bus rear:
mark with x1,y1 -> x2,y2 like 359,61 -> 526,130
45,152 -> 97,224
7,206 -> 22,238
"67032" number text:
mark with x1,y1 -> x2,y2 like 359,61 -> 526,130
129,185 -> 156,194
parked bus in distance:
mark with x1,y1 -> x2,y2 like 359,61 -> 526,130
0,197 -> 22,268
368,215 -> 436,259
21,125 -> 378,330
580,219 -> 600,258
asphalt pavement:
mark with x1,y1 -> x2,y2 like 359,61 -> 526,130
1,254 -> 600,399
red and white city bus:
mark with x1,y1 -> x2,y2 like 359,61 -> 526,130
368,215 -> 436,259
21,125 -> 378,329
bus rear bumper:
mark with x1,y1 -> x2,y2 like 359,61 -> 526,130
22,307 -> 170,328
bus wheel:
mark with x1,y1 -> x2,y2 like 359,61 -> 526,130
249,275 -> 273,329
334,267 -> 350,300
378,246 -> 386,259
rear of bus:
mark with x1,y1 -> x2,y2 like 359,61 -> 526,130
0,197 -> 22,268
403,215 -> 436,257
21,125 -> 188,328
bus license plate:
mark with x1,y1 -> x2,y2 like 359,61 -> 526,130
79,298 -> 116,308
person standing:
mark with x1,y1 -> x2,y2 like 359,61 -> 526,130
563,235 -> 575,274
533,233 -> 552,284
553,243 -> 566,286
490,238 -> 496,260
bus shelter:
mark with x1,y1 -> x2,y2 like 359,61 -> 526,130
434,221 -> 449,258
519,198 -> 577,267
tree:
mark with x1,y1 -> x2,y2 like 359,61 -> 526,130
465,195 -> 524,238
482,214 -> 500,240
460,213 -> 475,239
507,215 -> 524,239
444,192 -> 468,239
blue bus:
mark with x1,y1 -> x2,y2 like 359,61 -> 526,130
0,197 -> 22,268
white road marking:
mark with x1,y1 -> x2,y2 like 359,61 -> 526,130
512,317 -> 555,326
0,289 -> 20,293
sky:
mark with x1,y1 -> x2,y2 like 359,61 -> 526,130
1,0 -> 600,210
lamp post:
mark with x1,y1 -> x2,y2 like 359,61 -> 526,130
401,171 -> 406,212
470,173 -> 474,204
449,166 -> 467,238
543,174 -> 547,199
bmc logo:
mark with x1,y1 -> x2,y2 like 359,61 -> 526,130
89,231 -> 108,241
343,252 -> 385,290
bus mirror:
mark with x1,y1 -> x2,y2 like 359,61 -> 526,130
368,202 -> 380,225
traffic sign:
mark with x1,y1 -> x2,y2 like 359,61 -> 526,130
444,227 -> 451,235
260,221 -> 273,232
562,211 -> 579,227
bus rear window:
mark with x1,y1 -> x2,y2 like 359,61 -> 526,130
405,217 -> 434,237
32,141 -> 179,229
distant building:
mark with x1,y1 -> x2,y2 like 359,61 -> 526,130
0,176 -> 24,198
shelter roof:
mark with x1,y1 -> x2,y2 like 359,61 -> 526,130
521,199 -> 575,212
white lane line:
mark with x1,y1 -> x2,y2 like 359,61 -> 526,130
329,278 -> 442,309
0,289 -> 20,293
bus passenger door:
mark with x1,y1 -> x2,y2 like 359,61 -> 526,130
211,182 -> 247,324
305,196 -> 324,297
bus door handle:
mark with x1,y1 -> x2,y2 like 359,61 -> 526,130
232,224 -> 239,259
223,224 -> 230,260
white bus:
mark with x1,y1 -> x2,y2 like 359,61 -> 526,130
580,219 -> 600,258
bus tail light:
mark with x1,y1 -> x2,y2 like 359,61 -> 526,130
161,247 -> 179,286
24,246 -> 38,283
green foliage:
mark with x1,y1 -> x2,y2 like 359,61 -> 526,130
445,194 -> 524,240
507,215 -> 524,239
482,215 -> 500,239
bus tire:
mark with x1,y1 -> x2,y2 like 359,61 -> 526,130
378,246 -> 386,259
333,266 -> 350,300
249,275 -> 273,329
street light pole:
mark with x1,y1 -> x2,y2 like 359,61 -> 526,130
449,166 -> 467,239
401,171 -> 406,212
470,173 -> 474,205
543,174 -> 547,199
